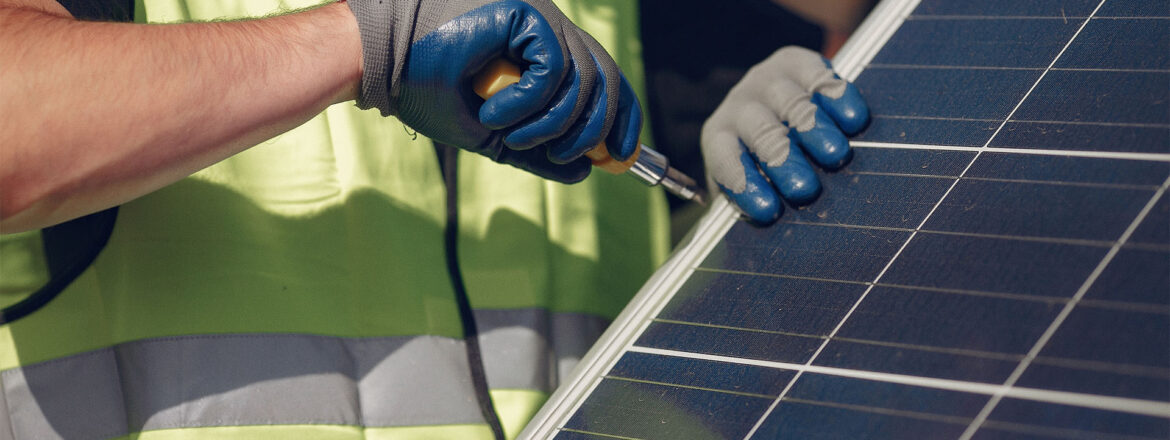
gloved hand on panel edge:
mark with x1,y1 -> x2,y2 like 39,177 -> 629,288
346,0 -> 641,183
702,46 -> 870,225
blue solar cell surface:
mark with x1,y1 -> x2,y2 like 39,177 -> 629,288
553,0 -> 1170,438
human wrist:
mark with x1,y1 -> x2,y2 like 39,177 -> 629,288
345,0 -> 396,114
319,1 -> 363,104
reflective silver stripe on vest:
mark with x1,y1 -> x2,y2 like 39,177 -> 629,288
4,349 -> 127,440
0,312 -> 611,439
0,374 -> 13,440
550,312 -> 612,382
475,310 -> 611,391
477,309 -> 553,391
473,309 -> 612,391
2,334 -> 484,439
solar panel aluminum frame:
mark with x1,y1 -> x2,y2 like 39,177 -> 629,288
518,0 -> 927,437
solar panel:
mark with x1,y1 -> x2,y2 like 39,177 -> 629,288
521,0 -> 1170,438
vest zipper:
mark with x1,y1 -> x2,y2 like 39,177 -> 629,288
435,144 -> 507,440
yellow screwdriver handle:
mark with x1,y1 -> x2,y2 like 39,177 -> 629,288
472,59 -> 640,174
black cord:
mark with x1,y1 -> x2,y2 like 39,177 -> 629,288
435,143 -> 507,440
55,0 -> 133,21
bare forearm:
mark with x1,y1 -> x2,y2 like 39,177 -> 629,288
0,1 -> 361,232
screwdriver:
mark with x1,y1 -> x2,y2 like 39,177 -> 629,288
473,59 -> 706,205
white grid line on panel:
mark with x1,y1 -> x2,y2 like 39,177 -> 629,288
852,142 -> 1170,162
960,174 -> 1170,438
627,346 -> 1170,419
746,2 -> 1118,436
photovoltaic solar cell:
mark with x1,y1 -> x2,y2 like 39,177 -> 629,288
522,0 -> 1170,438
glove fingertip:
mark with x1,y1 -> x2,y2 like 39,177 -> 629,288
764,148 -> 822,206
479,59 -> 567,129
480,90 -> 531,129
796,111 -> 854,170
719,151 -> 784,225
815,84 -> 870,135
502,131 -> 540,150
721,183 -> 783,226
783,176 -> 822,206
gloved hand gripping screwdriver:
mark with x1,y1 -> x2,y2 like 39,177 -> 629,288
474,59 -> 706,205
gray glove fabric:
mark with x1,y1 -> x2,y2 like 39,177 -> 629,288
701,46 -> 869,224
345,0 -> 643,183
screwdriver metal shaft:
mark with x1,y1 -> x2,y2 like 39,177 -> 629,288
626,144 -> 706,205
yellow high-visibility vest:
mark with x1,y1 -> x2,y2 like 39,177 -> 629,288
0,1 -> 668,438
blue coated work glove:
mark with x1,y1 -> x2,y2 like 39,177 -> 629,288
701,46 -> 869,225
346,0 -> 642,183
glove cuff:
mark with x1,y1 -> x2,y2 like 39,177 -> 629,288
347,0 -> 396,115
